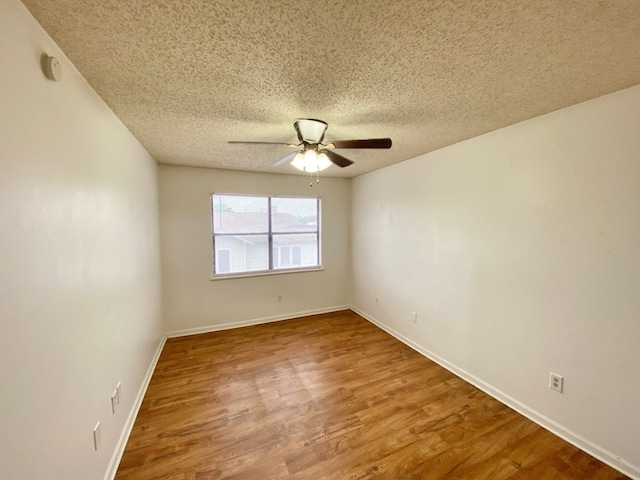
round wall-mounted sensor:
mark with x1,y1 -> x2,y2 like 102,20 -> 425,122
42,55 -> 62,82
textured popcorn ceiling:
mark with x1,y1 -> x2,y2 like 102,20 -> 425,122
22,0 -> 640,178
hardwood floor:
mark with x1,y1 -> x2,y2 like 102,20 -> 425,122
116,310 -> 627,479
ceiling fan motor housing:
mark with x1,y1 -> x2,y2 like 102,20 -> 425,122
294,118 -> 328,143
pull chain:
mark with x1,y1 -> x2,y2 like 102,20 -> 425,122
309,167 -> 320,186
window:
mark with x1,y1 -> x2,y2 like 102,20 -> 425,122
211,194 -> 320,276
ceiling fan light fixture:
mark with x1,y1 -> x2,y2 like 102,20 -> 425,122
291,152 -> 306,171
317,152 -> 332,171
290,149 -> 331,172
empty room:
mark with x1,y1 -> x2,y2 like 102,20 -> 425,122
1,0 -> 639,479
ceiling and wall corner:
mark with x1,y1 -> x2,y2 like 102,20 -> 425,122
20,0 -> 640,178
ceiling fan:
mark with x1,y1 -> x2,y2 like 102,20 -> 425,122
229,118 -> 392,173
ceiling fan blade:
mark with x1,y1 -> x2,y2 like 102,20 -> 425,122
330,138 -> 392,149
272,152 -> 298,166
322,150 -> 354,168
228,141 -> 291,145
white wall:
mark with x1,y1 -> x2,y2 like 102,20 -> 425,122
0,2 -> 163,479
159,165 -> 351,334
351,85 -> 640,478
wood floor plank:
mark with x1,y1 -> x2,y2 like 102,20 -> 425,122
115,310 -> 628,479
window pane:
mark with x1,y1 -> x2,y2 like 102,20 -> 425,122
271,197 -> 318,233
214,235 -> 268,273
212,195 -> 269,233
217,249 -> 231,273
292,246 -> 302,266
273,234 -> 318,268
280,246 -> 291,267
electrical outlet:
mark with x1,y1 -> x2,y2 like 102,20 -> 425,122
93,422 -> 101,450
277,294 -> 283,303
549,372 -> 564,393
111,390 -> 118,414
411,312 -> 418,324
375,296 -> 379,306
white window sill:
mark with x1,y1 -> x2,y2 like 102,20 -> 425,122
209,266 -> 323,281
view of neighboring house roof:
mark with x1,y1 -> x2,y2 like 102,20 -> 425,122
215,212 -> 316,234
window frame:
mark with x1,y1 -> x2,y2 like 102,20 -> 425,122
210,193 -> 322,279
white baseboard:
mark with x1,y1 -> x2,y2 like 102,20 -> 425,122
104,336 -> 167,480
351,306 -> 639,480
166,305 -> 351,338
